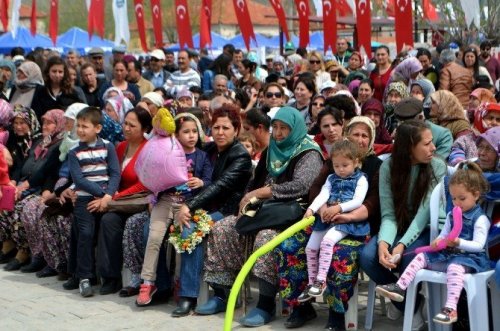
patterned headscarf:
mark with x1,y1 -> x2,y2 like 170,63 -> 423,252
0,99 -> 13,128
392,57 -> 423,83
430,90 -> 467,122
345,116 -> 376,156
102,86 -> 134,114
14,61 -> 43,89
105,96 -> 126,124
474,102 -> 500,133
386,81 -> 409,103
35,109 -> 66,160
10,105 -> 41,157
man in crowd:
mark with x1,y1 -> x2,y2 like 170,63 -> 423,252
143,49 -> 171,89
80,63 -> 104,107
127,60 -> 154,97
335,38 -> 352,67
88,47 -> 112,82
164,50 -> 201,97
480,40 -> 500,84
231,49 -> 244,81
164,50 -> 178,73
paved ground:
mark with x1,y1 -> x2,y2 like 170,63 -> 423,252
0,268 -> 408,330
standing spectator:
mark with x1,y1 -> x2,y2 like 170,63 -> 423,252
66,49 -> 81,85
0,60 -> 16,101
370,46 -> 393,102
236,59 -> 261,91
142,49 -> 171,89
164,50 -> 201,97
439,49 -> 474,108
335,38 -> 352,67
417,48 -> 440,90
88,47 -> 112,82
479,40 -> 500,84
164,50 -> 178,73
80,63 -> 104,108
231,49 -> 244,82
127,60 -> 154,97
308,51 -> 332,93
202,54 -> 233,94
462,47 -> 493,85
198,48 -> 214,76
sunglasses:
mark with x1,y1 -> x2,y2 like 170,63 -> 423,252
266,92 -> 282,98
309,60 -> 321,64
312,102 -> 324,107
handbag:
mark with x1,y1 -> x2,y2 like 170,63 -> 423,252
0,185 -> 15,211
106,191 -> 151,214
235,198 -> 305,235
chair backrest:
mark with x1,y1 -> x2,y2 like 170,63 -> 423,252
429,180 -> 445,241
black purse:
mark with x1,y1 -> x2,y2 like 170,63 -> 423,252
235,198 -> 305,235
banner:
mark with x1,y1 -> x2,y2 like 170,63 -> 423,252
232,0 -> 255,50
394,0 -> 413,52
269,0 -> 289,42
0,0 -> 7,32
133,0 -> 148,51
30,0 -> 36,35
175,0 -> 194,49
459,0 -> 480,28
10,0 -> 20,38
322,0 -> 336,53
88,0 -> 105,39
422,0 -> 438,21
49,0 -> 58,45
199,0 -> 211,49
294,0 -> 310,48
150,0 -> 163,48
355,0 -> 371,55
112,0 -> 130,45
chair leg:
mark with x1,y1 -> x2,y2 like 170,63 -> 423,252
403,279 -> 419,331
491,281 -> 500,331
345,281 -> 358,330
364,279 -> 376,330
464,277 -> 490,331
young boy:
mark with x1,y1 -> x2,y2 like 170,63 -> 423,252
65,107 -> 121,297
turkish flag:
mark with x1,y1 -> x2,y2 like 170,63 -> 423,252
0,0 -> 7,32
133,0 -> 148,51
294,0 -> 310,48
199,0 -> 211,49
423,0 -> 438,21
337,0 -> 353,17
88,0 -> 104,39
232,0 -> 255,50
175,0 -> 193,49
356,0 -> 371,55
30,0 -> 37,35
49,0 -> 58,45
269,0 -> 289,42
394,0 -> 413,52
323,0 -> 336,53
150,0 -> 163,48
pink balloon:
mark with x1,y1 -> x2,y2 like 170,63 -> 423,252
134,135 -> 188,194
414,206 -> 463,254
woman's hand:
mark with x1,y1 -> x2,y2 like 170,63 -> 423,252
187,177 -> 204,190
99,194 -> 113,212
60,188 -> 76,205
331,212 -> 353,224
321,205 -> 341,222
176,204 -> 192,231
41,190 -> 55,204
378,241 -> 397,270
87,198 -> 102,213
390,243 -> 405,265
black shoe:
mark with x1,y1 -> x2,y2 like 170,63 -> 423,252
284,302 -> 317,328
36,265 -> 58,278
63,276 -> 79,290
99,278 -> 122,295
172,297 -> 196,317
20,256 -> 46,273
0,249 -> 17,264
4,258 -> 28,271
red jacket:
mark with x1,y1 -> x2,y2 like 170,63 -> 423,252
114,140 -> 148,199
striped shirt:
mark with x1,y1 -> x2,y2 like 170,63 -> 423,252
68,138 -> 121,197
164,68 -> 201,96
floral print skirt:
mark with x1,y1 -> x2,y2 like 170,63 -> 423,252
122,211 -> 150,274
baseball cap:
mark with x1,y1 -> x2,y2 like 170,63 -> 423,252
149,49 -> 166,61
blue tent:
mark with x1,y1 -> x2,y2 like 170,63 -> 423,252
310,31 -> 324,49
228,33 -> 274,49
268,34 -> 300,49
166,32 -> 229,51
0,27 -> 61,54
57,27 -> 114,54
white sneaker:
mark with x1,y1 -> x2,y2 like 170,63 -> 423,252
386,302 -> 402,320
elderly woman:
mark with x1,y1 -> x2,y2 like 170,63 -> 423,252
140,91 -> 164,117
196,107 -> 323,328
410,78 -> 435,113
278,116 -> 383,329
9,61 -> 44,109
272,55 -> 288,77
430,90 -> 471,139
99,60 -> 141,105
439,49 -> 474,108
467,88 -> 496,123
0,109 -> 65,271
360,120 -> 447,322
384,81 -> 409,134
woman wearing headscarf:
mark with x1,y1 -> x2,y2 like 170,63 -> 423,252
467,88 -> 496,123
0,109 -> 65,271
277,116 -> 383,330
9,61 -> 44,109
272,55 -> 288,77
410,78 -> 435,115
0,99 -> 13,146
430,90 -> 471,139
384,81 -> 409,134
0,59 -> 16,100
389,57 -> 423,89
362,98 -> 392,145
196,107 -> 323,328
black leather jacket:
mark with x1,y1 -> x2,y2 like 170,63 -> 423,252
186,140 -> 252,216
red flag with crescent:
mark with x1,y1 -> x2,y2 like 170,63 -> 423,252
199,0 -> 211,49
269,0 -> 289,42
150,0 -> 163,48
232,0 -> 255,50
0,0 -> 8,32
30,0 -> 37,35
423,0 -> 438,21
356,0 -> 371,55
175,0 -> 194,49
294,0 -> 310,48
394,0 -> 413,52
322,0 -> 336,53
49,0 -> 58,45
88,0 -> 105,39
133,0 -> 148,51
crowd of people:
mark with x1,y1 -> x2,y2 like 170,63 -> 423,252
0,38 -> 499,331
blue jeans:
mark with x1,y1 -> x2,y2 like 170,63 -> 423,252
360,228 -> 430,312
179,211 -> 224,298
142,219 -> 171,292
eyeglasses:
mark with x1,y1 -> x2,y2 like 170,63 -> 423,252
309,60 -> 321,65
265,92 -> 282,98
312,102 -> 324,107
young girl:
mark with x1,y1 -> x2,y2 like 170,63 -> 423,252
299,140 -> 369,300
376,162 -> 491,325
137,113 -> 213,310
238,132 -> 258,166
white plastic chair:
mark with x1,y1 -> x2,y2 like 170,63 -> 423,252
403,182 -> 496,331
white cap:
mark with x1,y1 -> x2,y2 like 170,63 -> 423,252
149,49 -> 165,61
320,80 -> 336,92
